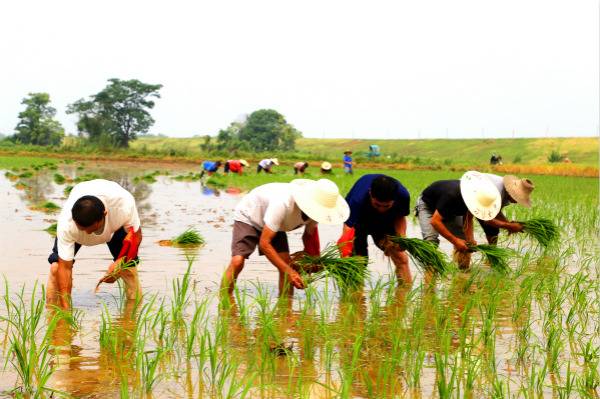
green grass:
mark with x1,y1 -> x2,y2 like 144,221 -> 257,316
171,228 -> 205,246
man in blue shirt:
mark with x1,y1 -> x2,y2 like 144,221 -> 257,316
343,150 -> 354,174
339,174 -> 412,283
200,160 -> 222,178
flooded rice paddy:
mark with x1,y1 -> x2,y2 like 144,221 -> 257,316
0,158 -> 598,398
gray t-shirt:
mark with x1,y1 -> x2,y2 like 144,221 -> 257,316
233,183 -> 316,232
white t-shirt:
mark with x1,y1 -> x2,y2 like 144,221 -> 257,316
234,183 -> 315,232
484,173 -> 511,208
258,159 -> 273,169
56,179 -> 141,261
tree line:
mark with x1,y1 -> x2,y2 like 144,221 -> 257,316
5,79 -> 301,151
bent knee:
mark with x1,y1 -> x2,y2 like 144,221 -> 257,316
49,262 -> 59,277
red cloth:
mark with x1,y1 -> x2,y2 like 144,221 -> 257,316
303,226 -> 320,256
228,160 -> 243,173
117,227 -> 141,261
337,227 -> 355,257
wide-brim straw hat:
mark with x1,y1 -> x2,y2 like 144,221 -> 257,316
239,159 -> 249,167
291,179 -> 349,225
321,161 -> 332,170
270,158 -> 279,166
503,175 -> 534,207
344,150 -> 353,154
460,171 -> 502,221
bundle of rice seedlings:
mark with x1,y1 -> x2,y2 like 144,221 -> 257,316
295,244 -> 369,290
171,228 -> 205,246
387,236 -> 452,275
33,201 -> 60,213
53,173 -> 66,184
520,218 -> 559,248
64,185 -> 74,196
469,244 -> 513,274
45,223 -> 57,236
95,258 -> 139,292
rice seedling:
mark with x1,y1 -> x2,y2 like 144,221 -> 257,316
95,258 -> 140,292
53,173 -> 66,184
44,223 -> 57,236
469,244 -> 514,273
295,244 -> 369,291
4,171 -> 18,181
387,235 -> 452,275
74,173 -> 99,183
32,201 -> 61,214
63,185 -> 73,196
521,218 -> 560,247
18,171 -> 33,178
164,228 -> 205,246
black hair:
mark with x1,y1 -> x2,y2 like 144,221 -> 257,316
72,195 -> 105,227
370,175 -> 398,202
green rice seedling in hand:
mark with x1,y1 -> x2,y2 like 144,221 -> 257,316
295,244 -> 369,291
520,218 -> 560,248
469,244 -> 513,273
387,235 -> 452,275
95,258 -> 139,292
44,223 -> 57,236
171,228 -> 205,246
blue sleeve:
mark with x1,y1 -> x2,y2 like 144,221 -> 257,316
344,177 -> 368,227
396,185 -> 411,216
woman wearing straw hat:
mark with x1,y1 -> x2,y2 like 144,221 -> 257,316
257,158 -> 279,173
293,161 -> 309,175
224,159 -> 249,175
416,171 -> 501,270
222,179 -> 349,295
479,174 -> 535,244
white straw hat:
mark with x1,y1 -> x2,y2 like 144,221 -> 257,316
270,158 -> 279,166
291,179 -> 349,225
239,159 -> 249,167
460,171 -> 501,221
320,161 -> 332,170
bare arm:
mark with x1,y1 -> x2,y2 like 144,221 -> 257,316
484,212 -> 523,233
430,210 -> 470,252
56,257 -> 74,309
394,216 -> 407,237
259,227 -> 304,289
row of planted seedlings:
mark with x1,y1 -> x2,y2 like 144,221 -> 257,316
0,240 -> 597,398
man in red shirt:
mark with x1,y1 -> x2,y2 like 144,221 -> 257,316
224,159 -> 249,175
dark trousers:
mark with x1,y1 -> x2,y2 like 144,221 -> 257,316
48,227 -> 129,264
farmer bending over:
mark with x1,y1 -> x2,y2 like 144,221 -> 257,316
224,159 -> 249,175
293,161 -> 309,175
338,174 -> 412,283
480,174 -> 534,244
200,160 -> 222,178
416,171 -> 501,269
257,158 -> 278,173
222,179 -> 349,295
47,179 -> 142,309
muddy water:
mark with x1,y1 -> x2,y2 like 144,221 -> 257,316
0,161 -> 586,398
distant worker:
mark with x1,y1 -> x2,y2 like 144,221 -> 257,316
200,160 -> 222,178
490,154 -> 503,165
338,174 -> 412,283
480,174 -> 534,244
257,158 -> 279,174
46,179 -> 142,309
293,161 -> 309,175
320,162 -> 332,174
224,159 -> 249,175
415,171 -> 501,270
343,150 -> 354,174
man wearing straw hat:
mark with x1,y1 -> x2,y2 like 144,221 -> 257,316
337,174 -> 412,282
257,158 -> 279,173
224,159 -> 249,175
222,179 -> 349,295
416,171 -> 501,269
480,174 -> 535,244
343,150 -> 354,174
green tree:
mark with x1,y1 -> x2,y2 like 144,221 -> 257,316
13,93 -> 64,146
237,109 -> 301,151
67,78 -> 162,148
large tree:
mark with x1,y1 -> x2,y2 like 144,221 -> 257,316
13,93 -> 64,146
237,109 -> 301,151
67,78 -> 162,147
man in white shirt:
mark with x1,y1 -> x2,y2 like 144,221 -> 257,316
222,179 -> 349,295
47,179 -> 143,309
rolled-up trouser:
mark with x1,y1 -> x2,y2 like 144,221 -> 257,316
415,196 -> 465,246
